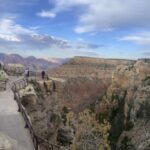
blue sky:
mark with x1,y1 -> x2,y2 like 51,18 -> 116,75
0,0 -> 150,59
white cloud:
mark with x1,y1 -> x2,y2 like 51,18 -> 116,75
119,32 -> 150,45
77,38 -> 84,42
31,34 -> 101,49
0,34 -> 20,42
0,18 -> 35,42
37,10 -> 56,18
0,18 -> 100,57
0,19 -> 34,35
50,0 -> 150,33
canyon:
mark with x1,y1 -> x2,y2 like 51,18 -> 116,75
0,56 -> 149,150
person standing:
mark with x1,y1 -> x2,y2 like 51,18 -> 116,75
25,68 -> 29,78
41,71 -> 45,80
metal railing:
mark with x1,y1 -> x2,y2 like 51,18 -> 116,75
12,78 -> 27,92
27,71 -> 49,80
12,78 -> 60,150
0,80 -> 7,91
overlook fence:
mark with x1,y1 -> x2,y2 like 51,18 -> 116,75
0,80 -> 7,91
27,71 -> 49,80
12,78 -> 60,150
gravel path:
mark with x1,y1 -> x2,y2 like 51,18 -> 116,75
0,76 -> 34,150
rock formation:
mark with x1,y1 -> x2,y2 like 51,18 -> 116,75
4,64 -> 25,76
0,70 -> 8,81
19,84 -> 37,107
95,59 -> 150,149
16,57 -> 150,150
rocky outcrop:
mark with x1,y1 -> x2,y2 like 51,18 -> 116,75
95,60 -> 150,149
0,70 -> 8,81
116,77 -> 150,150
20,80 -> 64,146
19,84 -> 37,107
4,64 -> 25,76
43,80 -> 54,94
48,77 -> 66,93
57,127 -> 74,146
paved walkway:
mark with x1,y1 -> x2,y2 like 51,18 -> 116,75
0,76 -> 34,150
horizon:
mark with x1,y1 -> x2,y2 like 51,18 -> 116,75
0,0 -> 150,59
1,52 -> 149,62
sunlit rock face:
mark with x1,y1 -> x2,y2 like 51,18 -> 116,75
95,60 -> 150,149
19,84 -> 37,107
4,64 -> 25,76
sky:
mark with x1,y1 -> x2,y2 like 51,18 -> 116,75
0,0 -> 150,59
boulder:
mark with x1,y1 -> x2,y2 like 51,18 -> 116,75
0,70 -> 8,81
19,84 -> 37,107
4,64 -> 25,76
43,80 -> 54,93
57,127 -> 74,146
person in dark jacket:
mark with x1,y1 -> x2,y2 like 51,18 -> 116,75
25,68 -> 29,78
41,71 -> 45,80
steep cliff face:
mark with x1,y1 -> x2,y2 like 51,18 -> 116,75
96,60 -> 150,150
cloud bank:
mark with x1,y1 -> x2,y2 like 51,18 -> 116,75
49,0 -> 150,33
120,32 -> 150,45
0,18 -> 101,57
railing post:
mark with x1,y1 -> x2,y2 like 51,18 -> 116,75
35,143 -> 38,150
5,80 -> 6,90
35,136 -> 39,150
